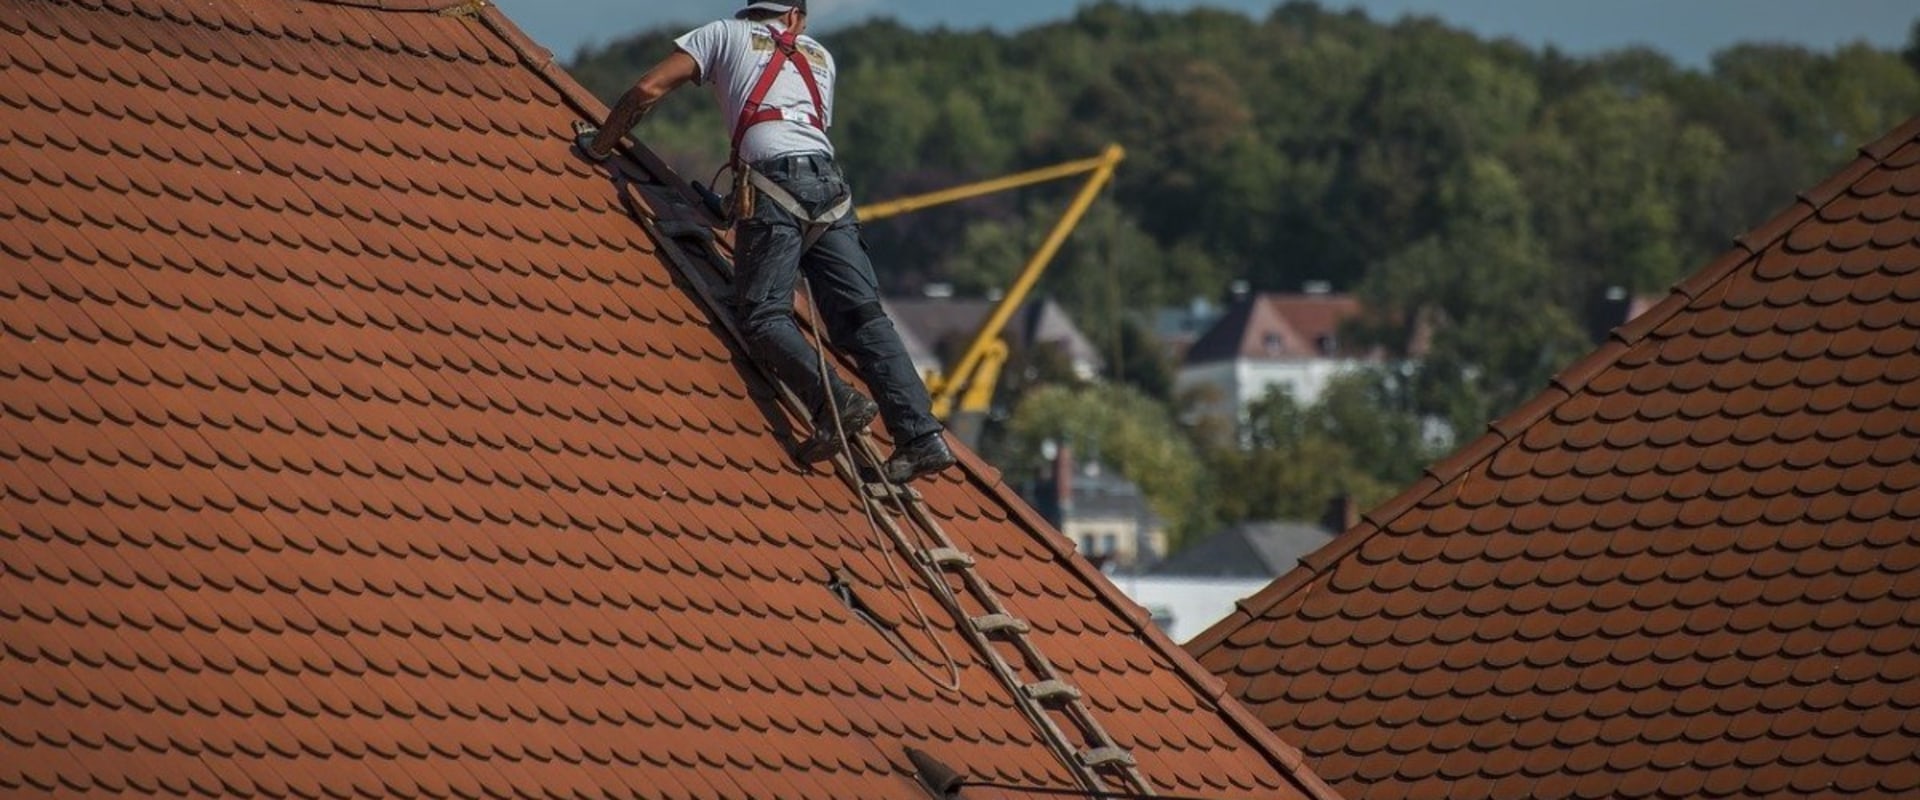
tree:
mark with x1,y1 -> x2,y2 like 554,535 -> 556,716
1003,384 -> 1206,545
1906,19 -> 1920,74
1514,85 -> 1728,302
1354,157 -> 1588,434
1199,386 -> 1398,526
1312,370 -> 1436,488
565,7 -> 1920,531
1103,318 -> 1175,403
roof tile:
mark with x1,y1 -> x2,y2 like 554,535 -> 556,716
0,2 -> 1335,797
1195,114 -> 1920,798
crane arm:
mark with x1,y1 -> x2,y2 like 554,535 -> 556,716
921,144 -> 1125,419
857,145 -> 1125,223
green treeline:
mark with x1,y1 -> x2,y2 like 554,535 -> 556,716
570,2 -> 1920,543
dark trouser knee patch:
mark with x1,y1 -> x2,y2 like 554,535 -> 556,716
850,301 -> 886,328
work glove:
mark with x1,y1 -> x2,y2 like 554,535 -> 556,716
572,120 -> 608,162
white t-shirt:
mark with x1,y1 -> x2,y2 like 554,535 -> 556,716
675,19 -> 836,164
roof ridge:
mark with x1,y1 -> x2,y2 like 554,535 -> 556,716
296,0 -> 482,12
469,3 -> 708,208
453,9 -> 1345,796
1185,113 -> 1920,660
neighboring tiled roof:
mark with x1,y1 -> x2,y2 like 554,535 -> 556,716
0,2 -> 1339,798
1150,522 -> 1334,580
1189,117 -> 1920,799
1182,293 -> 1366,366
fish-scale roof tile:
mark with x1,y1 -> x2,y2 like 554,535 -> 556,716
1193,116 -> 1920,799
0,1 -> 1340,797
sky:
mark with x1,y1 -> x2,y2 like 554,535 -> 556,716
494,0 -> 1917,68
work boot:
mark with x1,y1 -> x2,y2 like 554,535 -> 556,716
795,389 -> 880,464
883,432 -> 957,484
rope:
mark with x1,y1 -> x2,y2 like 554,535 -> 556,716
801,276 -> 965,695
607,148 -> 1111,792
867,456 -> 1106,796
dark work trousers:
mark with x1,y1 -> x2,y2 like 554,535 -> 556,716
732,152 -> 942,446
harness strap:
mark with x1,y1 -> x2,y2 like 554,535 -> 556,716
730,26 -> 827,160
749,169 -> 852,249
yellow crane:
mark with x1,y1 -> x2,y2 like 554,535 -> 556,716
856,144 -> 1125,445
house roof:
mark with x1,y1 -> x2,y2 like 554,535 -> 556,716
0,2 -> 1339,798
1181,293 -> 1367,366
1188,116 -> 1920,800
1150,522 -> 1334,580
889,296 -> 1105,370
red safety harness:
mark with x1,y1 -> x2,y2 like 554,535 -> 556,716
730,25 -> 827,162
723,24 -> 848,239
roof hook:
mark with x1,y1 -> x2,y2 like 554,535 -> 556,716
906,746 -> 965,798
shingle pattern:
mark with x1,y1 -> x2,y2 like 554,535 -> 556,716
1190,117 -> 1920,800
0,1 -> 1337,798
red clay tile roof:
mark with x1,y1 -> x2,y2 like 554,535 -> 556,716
1183,294 -> 1368,365
1189,116 -> 1920,799
0,1 -> 1339,798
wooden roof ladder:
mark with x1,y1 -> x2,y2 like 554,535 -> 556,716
619,160 -> 1152,797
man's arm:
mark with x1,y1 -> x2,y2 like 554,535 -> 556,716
586,51 -> 701,159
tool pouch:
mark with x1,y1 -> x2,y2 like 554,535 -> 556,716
729,162 -> 756,222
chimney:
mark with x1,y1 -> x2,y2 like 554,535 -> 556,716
1053,442 -> 1075,519
1321,494 -> 1358,533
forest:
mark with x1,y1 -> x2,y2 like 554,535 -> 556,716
568,2 -> 1920,545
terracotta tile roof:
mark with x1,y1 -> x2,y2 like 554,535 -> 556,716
1182,293 -> 1368,366
0,1 -> 1339,798
1188,116 -> 1920,799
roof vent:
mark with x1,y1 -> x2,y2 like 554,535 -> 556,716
1302,280 -> 1332,295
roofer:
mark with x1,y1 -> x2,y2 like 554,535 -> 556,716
578,0 -> 956,484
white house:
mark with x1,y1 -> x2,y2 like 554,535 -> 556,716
1174,290 -> 1383,432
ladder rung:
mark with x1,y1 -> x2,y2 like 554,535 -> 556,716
917,548 -> 976,569
971,614 -> 1031,635
1022,680 -> 1082,702
1077,747 -> 1136,769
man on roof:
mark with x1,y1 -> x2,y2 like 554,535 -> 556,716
580,0 -> 956,484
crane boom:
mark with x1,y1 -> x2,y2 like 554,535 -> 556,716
854,144 -> 1126,443
857,146 -> 1125,222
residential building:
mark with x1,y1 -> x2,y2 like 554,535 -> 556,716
1029,448 -> 1169,570
888,294 -> 1105,383
1143,296 -> 1227,364
1120,519 -> 1339,642
1176,289 -> 1380,431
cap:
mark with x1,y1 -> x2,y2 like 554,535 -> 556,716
735,0 -> 806,19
